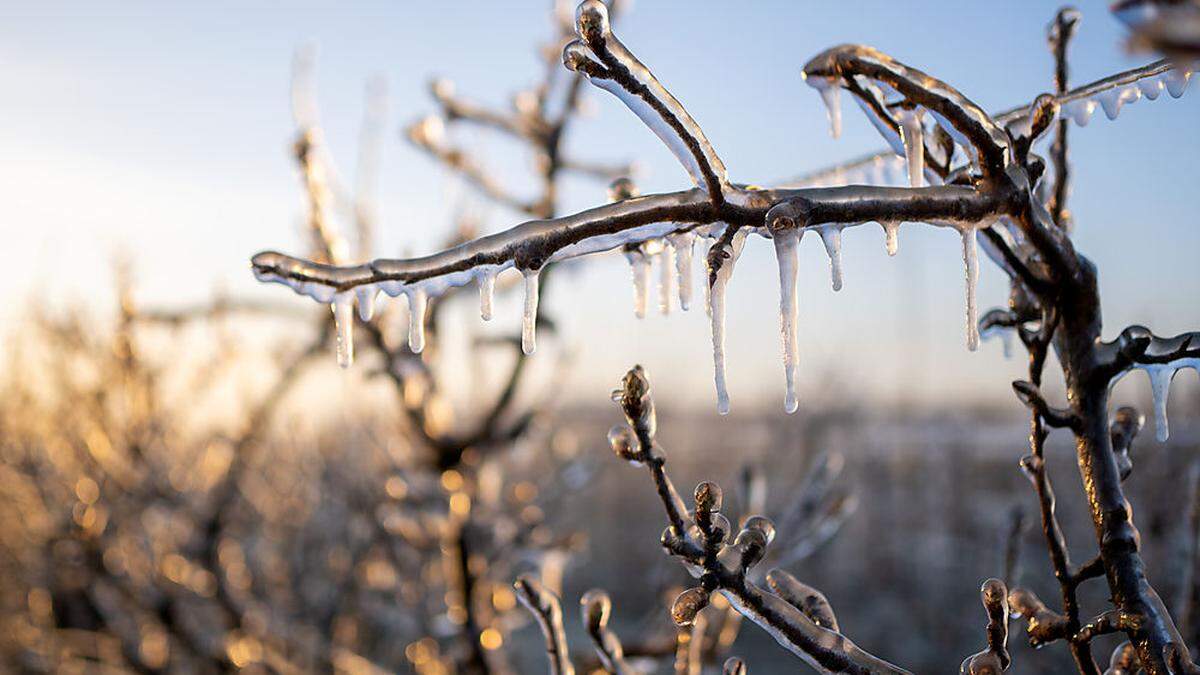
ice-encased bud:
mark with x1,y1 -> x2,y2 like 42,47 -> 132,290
580,589 -> 611,631
607,176 -> 639,202
607,425 -> 640,463
707,513 -> 731,545
409,115 -> 445,147
742,515 -> 776,546
671,586 -> 710,626
723,657 -> 747,675
735,528 -> 768,570
694,481 -> 723,513
562,39 -> 594,73
575,0 -> 610,40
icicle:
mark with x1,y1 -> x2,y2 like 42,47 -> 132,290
773,228 -> 801,414
1165,68 -> 1192,99
882,221 -> 900,257
478,270 -> 495,321
1062,99 -> 1096,127
332,292 -> 355,368
407,288 -> 427,353
355,285 -> 378,322
658,240 -> 674,315
521,269 -> 540,355
896,107 -> 924,187
669,232 -> 695,311
1145,365 -> 1175,442
707,232 -> 746,415
624,247 -> 650,318
961,227 -> 980,351
1097,85 -> 1140,121
818,225 -> 844,291
818,83 -> 842,139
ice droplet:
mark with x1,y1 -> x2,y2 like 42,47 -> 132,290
961,227 -> 980,351
522,269 -> 540,355
659,240 -> 674,315
818,225 -> 844,291
669,231 -> 695,311
478,269 -> 496,321
707,231 -> 746,415
896,107 -> 924,187
1165,68 -> 1192,99
882,221 -> 900,257
625,247 -> 650,319
407,288 -> 427,353
1063,98 -> 1096,127
1138,76 -> 1163,101
332,292 -> 354,368
1145,364 -> 1175,442
355,285 -> 378,322
773,228 -> 801,414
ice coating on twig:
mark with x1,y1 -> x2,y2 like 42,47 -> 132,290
896,107 -> 925,187
332,292 -> 355,368
773,227 -> 802,414
564,1 -> 729,197
522,269 -> 540,355
669,231 -> 695,310
624,246 -> 651,319
707,231 -> 746,415
478,268 -> 496,321
407,288 -> 428,353
817,225 -> 845,292
962,226 -> 980,351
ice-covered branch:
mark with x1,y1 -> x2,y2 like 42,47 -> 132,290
580,590 -> 632,675
563,0 -> 730,200
608,366 -> 911,675
1012,380 -> 1080,429
515,574 -> 575,675
960,579 -> 1012,674
1103,326 -> 1200,441
1008,587 -> 1071,647
1047,7 -> 1080,229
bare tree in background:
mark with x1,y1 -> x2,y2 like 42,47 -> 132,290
251,0 -> 1200,672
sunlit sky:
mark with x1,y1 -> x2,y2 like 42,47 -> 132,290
2,1 -> 1197,414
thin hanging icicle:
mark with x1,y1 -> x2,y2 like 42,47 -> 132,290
961,226 -> 980,351
669,231 -> 695,311
332,292 -> 355,368
355,285 -> 378,322
818,225 -> 844,291
707,231 -> 746,415
1144,365 -> 1175,442
407,288 -> 427,353
658,240 -> 674,315
479,269 -> 496,321
773,229 -> 802,414
882,221 -> 900,257
896,107 -> 924,187
624,247 -> 650,318
522,269 -> 540,355
814,80 -> 842,139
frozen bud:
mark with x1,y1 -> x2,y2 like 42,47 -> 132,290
1018,454 -> 1042,481
735,528 -> 768,570
981,578 -> 1007,611
670,586 -> 710,626
765,202 -> 802,233
694,481 -> 723,513
723,657 -> 747,675
1110,406 -> 1145,446
607,176 -> 639,202
430,77 -> 455,102
742,515 -> 776,546
580,589 -> 611,631
1117,325 -> 1152,358
562,39 -> 597,74
1011,380 -> 1038,408
408,115 -> 445,147
607,425 -> 640,463
575,0 -> 610,40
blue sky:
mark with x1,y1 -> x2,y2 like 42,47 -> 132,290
2,1 -> 1197,413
